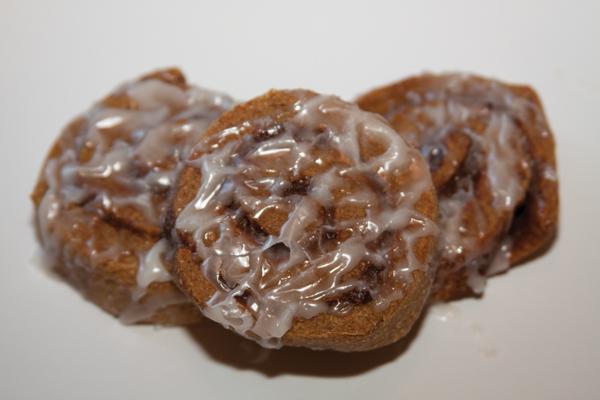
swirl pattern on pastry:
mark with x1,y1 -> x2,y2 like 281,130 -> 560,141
356,73 -> 558,300
31,68 -> 234,323
170,89 -> 438,350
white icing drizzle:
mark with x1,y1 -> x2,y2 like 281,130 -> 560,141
132,239 -> 171,299
486,240 -> 512,277
36,72 -> 233,322
387,74 -> 556,291
118,287 -> 189,324
176,92 -> 436,347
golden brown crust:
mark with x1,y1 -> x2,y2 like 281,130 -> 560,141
169,89 -> 438,351
356,74 -> 559,301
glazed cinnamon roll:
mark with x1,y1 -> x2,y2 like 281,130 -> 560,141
31,68 -> 234,324
169,90 -> 438,351
356,73 -> 558,300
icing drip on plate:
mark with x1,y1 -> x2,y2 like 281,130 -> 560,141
176,92 -> 437,347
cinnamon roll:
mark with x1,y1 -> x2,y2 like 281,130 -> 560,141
31,68 -> 233,324
169,89 -> 438,350
356,73 -> 558,300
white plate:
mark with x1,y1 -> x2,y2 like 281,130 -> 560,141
1,1 -> 599,399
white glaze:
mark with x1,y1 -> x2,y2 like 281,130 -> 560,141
36,72 -> 233,322
176,92 -> 436,347
133,238 -> 172,300
486,240 -> 512,276
386,74 -> 556,291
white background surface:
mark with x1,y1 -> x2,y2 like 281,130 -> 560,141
1,0 -> 599,399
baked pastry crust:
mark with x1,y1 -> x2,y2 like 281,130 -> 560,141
169,89 -> 438,351
31,68 -> 233,324
356,73 -> 559,300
